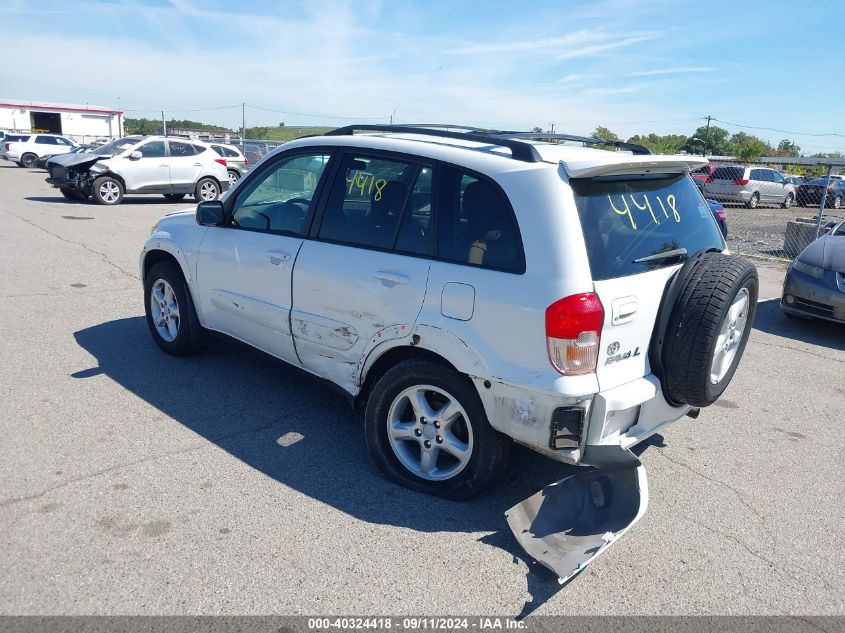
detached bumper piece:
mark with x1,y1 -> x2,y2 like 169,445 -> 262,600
506,447 -> 648,584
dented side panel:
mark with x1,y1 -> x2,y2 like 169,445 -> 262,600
291,240 -> 431,393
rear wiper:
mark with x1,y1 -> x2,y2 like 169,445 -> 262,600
632,248 -> 688,264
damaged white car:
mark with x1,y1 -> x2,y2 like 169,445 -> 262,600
140,125 -> 757,583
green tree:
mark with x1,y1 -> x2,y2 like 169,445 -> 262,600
730,132 -> 770,161
680,125 -> 732,156
775,139 -> 801,157
593,126 -> 620,142
627,133 -> 688,154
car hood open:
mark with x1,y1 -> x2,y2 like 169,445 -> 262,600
46,153 -> 107,170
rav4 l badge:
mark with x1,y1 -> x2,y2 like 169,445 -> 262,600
605,341 -> 641,365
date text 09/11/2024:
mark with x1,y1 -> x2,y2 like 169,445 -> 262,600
307,616 -> 528,630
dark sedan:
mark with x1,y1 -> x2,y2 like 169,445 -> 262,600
795,177 -> 845,209
781,219 -> 845,323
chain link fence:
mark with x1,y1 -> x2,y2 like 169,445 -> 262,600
694,157 -> 845,261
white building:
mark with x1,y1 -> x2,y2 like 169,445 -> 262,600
0,99 -> 123,142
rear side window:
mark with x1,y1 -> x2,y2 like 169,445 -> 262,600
434,166 -> 524,273
169,141 -> 197,157
318,154 -> 427,252
572,174 -> 723,281
35,136 -> 58,145
712,166 -> 744,181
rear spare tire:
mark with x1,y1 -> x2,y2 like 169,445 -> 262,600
660,252 -> 758,407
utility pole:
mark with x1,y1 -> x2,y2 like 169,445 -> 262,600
390,110 -> 394,125
162,110 -> 166,136
703,115 -> 711,157
242,102 -> 246,143
549,122 -> 555,134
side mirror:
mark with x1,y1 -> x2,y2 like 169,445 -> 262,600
128,150 -> 142,160
196,200 -> 226,226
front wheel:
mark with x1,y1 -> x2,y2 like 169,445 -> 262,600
143,261 -> 205,356
194,177 -> 220,202
365,360 -> 510,500
781,193 -> 794,209
92,176 -> 124,205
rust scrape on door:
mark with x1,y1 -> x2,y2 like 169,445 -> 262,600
506,452 -> 648,584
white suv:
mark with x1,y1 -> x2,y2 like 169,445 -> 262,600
2,133 -> 78,167
46,136 -> 229,204
140,125 -> 757,582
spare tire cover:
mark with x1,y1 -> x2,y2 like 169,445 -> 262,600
659,252 -> 758,407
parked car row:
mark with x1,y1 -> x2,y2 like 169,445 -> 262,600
1,132 -> 253,205
691,163 -> 844,209
44,135 -> 237,205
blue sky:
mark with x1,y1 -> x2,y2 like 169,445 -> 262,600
2,0 -> 843,153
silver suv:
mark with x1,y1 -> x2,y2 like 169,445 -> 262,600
140,125 -> 758,582
703,165 -> 795,208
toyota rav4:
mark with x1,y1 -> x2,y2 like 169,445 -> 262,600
140,125 -> 758,583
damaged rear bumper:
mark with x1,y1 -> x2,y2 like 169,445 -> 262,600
506,446 -> 647,583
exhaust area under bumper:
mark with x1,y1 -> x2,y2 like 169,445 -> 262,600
505,446 -> 648,584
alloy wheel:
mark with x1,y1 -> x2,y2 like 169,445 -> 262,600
149,279 -> 181,342
386,385 -> 474,481
710,287 -> 750,384
99,180 -> 121,204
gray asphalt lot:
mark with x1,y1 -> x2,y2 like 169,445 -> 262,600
0,165 -> 843,616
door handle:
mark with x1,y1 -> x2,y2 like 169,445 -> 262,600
266,251 -> 291,266
193,162 -> 203,166
374,271 -> 410,285
159,164 -> 168,167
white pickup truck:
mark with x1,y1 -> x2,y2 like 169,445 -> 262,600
2,133 -> 78,167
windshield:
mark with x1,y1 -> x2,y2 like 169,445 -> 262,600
93,137 -> 141,156
572,173 -> 724,280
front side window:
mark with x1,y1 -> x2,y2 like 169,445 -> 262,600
232,153 -> 330,235
435,166 -> 524,273
138,141 -> 166,158
56,137 -> 75,146
771,171 -> 785,183
169,141 -> 197,157
318,154 -> 422,251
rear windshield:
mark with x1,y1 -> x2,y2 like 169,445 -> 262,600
711,166 -> 744,181
572,174 -> 724,281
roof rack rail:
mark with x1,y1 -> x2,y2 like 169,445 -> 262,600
492,132 -> 652,155
324,124 -> 652,160
325,124 -> 542,162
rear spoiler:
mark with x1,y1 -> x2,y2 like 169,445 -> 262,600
563,154 -> 708,179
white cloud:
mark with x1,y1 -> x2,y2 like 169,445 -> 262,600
627,66 -> 715,77
446,29 -> 612,55
555,34 -> 657,61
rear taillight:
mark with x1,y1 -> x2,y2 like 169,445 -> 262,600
3,143 -> 9,151
704,177 -> 713,183
244,156 -> 248,167
545,293 -> 604,376
715,208 -> 727,221
214,158 -> 227,166
733,179 -> 749,186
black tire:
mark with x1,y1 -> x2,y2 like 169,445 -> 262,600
364,360 -> 510,500
60,187 -> 86,201
745,192 -> 759,209
91,176 -> 124,205
781,193 -> 794,209
194,177 -> 220,202
21,153 -> 37,168
163,193 -> 186,201
143,260 -> 206,356
661,253 -> 758,407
